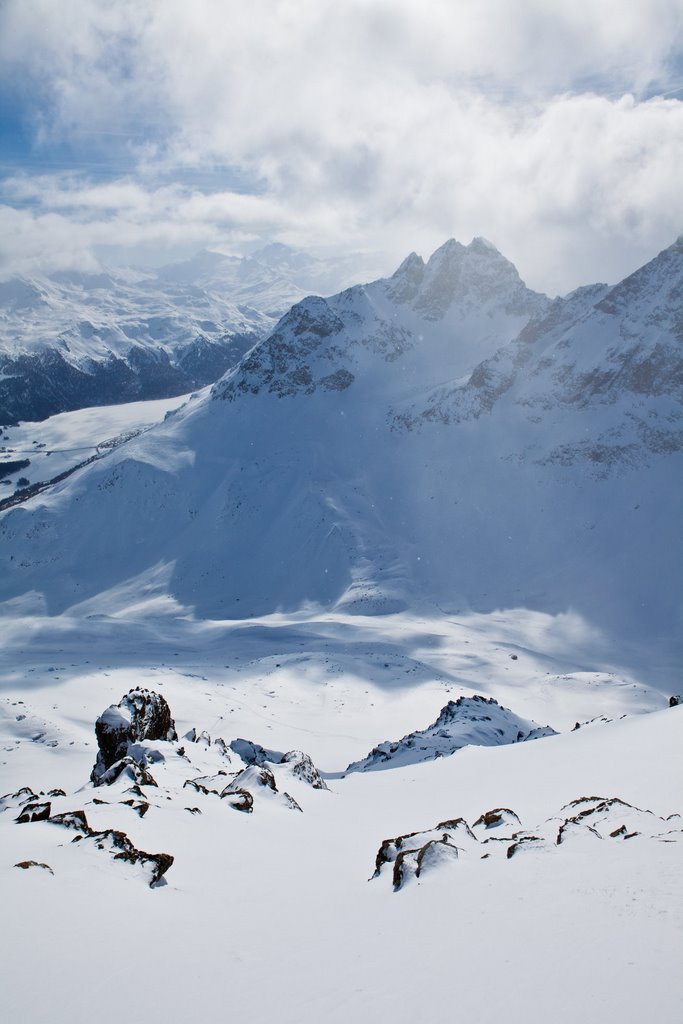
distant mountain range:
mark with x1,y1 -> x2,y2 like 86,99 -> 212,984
0,243 -> 374,423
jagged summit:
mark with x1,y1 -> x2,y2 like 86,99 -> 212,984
412,237 -> 533,319
213,238 -> 547,403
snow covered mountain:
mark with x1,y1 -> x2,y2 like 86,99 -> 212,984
0,244 -> 371,424
0,236 -> 681,669
1,232 -> 682,1021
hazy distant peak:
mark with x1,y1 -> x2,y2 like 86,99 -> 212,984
426,238 -> 467,266
391,251 -> 425,277
253,242 -> 296,261
411,236 -> 540,320
387,252 -> 426,302
468,236 -> 501,255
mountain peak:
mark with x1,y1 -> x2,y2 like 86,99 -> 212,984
411,237 -> 542,320
387,252 -> 426,302
392,252 -> 425,277
468,236 -> 501,255
426,238 -> 466,267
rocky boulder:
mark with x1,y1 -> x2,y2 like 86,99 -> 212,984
91,688 -> 177,785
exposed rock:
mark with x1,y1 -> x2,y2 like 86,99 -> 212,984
48,809 -> 90,832
221,788 -> 254,813
224,765 -> 278,793
97,756 -> 158,788
347,695 -> 556,773
393,837 -> 461,890
213,737 -> 231,760
223,765 -> 302,811
372,795 -> 683,890
183,771 -> 230,796
414,839 -> 460,880
506,835 -> 544,859
553,796 -> 664,846
229,738 -> 284,766
472,808 -> 522,835
119,798 -> 150,818
16,801 -> 51,823
73,827 -> 173,888
15,860 -> 54,875
281,750 -> 328,790
91,689 -> 177,785
373,818 -> 476,879
282,792 -> 303,812
1,786 -> 38,813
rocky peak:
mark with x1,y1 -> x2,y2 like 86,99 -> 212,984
595,236 -> 683,323
386,252 -> 426,303
413,237 -> 543,320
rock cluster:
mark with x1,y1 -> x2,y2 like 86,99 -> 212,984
4,691 -> 328,890
373,796 -> 683,890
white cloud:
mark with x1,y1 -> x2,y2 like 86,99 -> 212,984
1,1 -> 682,291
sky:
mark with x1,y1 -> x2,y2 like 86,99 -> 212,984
1,0 -> 682,294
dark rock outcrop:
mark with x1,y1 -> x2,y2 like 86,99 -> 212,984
48,809 -> 90,832
72,827 -> 173,888
91,689 -> 177,785
97,756 -> 159,788
221,788 -> 254,813
16,801 -> 51,823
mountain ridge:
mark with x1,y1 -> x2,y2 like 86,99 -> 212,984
0,237 -> 681,672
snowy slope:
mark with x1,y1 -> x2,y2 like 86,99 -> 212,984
0,640 -> 681,1024
0,237 -> 680,674
0,393 -> 189,502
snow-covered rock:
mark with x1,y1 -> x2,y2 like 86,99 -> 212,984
373,795 -> 683,890
345,695 -> 556,772
91,689 -> 177,785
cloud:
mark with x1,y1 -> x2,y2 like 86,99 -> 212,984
1,1 -> 682,291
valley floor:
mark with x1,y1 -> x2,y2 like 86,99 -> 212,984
1,605 -> 680,1024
